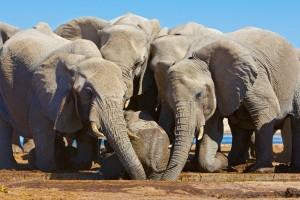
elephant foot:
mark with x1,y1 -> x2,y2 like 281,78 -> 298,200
228,157 -> 247,167
23,139 -> 35,153
244,162 -> 274,173
29,148 -> 56,172
12,144 -> 23,154
99,153 -> 126,179
0,157 -> 18,169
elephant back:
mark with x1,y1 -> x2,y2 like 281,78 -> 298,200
228,27 -> 300,112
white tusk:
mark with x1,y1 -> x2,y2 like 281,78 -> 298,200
124,99 -> 130,109
90,122 -> 106,139
197,126 -> 204,140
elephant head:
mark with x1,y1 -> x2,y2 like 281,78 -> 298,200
32,43 -> 146,179
0,22 -> 19,47
55,14 -> 161,98
111,13 -> 161,41
161,39 -> 258,180
150,22 -> 222,104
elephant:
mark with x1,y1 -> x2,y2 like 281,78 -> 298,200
158,27 -> 300,179
150,22 -> 222,140
99,110 -> 170,179
55,13 -> 162,115
0,22 -> 147,179
0,22 -> 37,155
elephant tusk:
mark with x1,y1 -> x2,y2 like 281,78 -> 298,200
90,122 -> 106,139
197,126 -> 204,140
124,99 -> 130,109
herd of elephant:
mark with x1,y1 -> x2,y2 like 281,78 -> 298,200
1,13 -> 300,180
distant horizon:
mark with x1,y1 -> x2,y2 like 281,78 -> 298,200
1,0 -> 299,47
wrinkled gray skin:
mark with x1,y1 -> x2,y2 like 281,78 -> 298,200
55,14 -> 162,179
150,23 -> 222,179
231,116 -> 293,166
0,23 -> 146,179
0,22 -> 36,154
160,27 -> 300,179
150,22 -> 222,137
100,110 -> 170,179
56,14 -> 161,109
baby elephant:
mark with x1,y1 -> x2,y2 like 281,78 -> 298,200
100,111 -> 170,180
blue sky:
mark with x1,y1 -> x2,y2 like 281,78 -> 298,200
1,0 -> 299,47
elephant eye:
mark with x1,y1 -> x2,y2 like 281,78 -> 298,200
85,87 -> 93,98
195,92 -> 202,99
133,59 -> 144,70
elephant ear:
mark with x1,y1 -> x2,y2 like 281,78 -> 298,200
193,39 -> 258,116
32,53 -> 85,134
0,22 -> 19,47
55,17 -> 108,48
33,22 -> 53,34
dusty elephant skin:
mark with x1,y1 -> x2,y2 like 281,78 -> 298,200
0,23 -> 148,179
150,23 -> 223,179
100,110 -> 170,179
55,13 -> 162,114
155,27 -> 300,180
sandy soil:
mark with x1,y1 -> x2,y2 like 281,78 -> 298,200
1,172 -> 300,200
0,144 -> 298,200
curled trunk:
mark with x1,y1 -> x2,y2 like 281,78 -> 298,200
161,101 -> 195,180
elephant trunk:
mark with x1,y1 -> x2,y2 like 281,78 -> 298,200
161,101 -> 195,180
97,98 -> 146,179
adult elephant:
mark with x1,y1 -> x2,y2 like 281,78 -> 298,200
159,27 -> 300,180
56,14 -> 161,113
150,23 -> 222,179
0,23 -> 146,179
150,22 -> 222,138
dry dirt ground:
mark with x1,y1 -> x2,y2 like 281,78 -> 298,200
1,144 -> 300,200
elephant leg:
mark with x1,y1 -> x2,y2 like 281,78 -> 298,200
228,121 -> 253,166
0,118 -> 17,169
29,108 -> 56,171
99,152 -> 126,179
274,117 -> 292,163
249,133 -> 256,159
291,117 -> 300,170
246,122 -> 274,172
11,130 -> 23,154
23,138 -> 35,153
70,134 -> 97,170
198,111 -> 228,172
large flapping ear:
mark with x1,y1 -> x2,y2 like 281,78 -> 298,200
55,17 -> 108,48
32,53 -> 84,134
193,39 -> 258,116
0,22 -> 19,47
